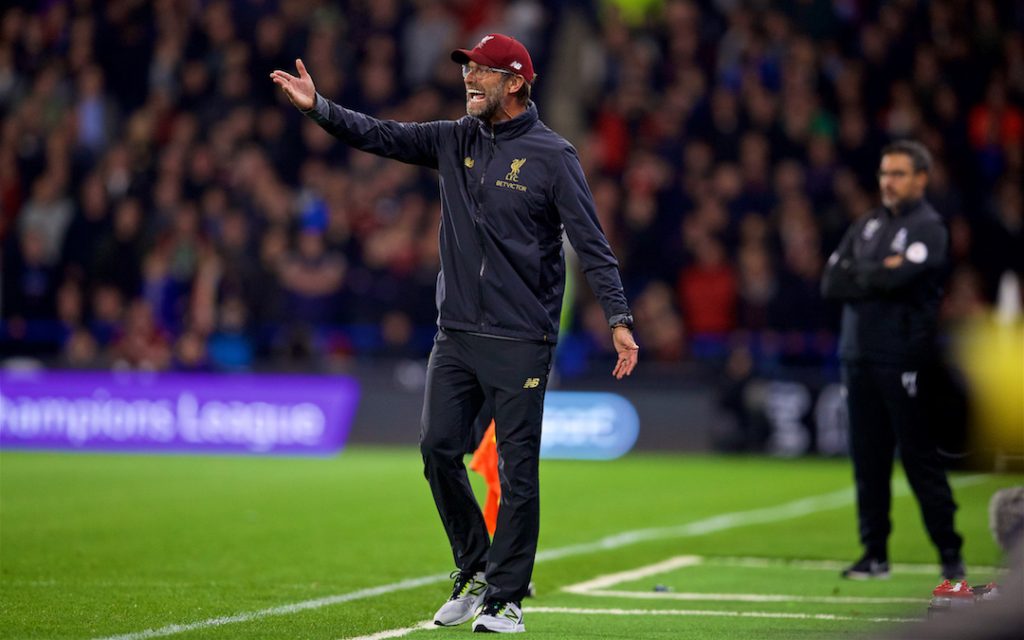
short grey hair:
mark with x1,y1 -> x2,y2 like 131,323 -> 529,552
882,140 -> 933,173
989,486 -> 1024,554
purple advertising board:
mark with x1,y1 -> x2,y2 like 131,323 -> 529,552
0,371 -> 360,455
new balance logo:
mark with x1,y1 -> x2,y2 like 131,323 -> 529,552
523,378 -> 540,389
467,583 -> 485,596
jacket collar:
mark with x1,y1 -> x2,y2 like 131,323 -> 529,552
477,102 -> 538,139
883,197 -> 925,218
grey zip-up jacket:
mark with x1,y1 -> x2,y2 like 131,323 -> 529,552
304,96 -> 631,343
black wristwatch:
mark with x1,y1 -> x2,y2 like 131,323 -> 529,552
608,313 -> 634,330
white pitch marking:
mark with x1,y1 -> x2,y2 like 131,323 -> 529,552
534,474 -> 985,564
562,555 -> 703,593
571,589 -> 928,604
562,555 -> 929,604
92,575 -> 450,640
533,486 -> 856,563
704,556 -> 1003,575
525,606 -> 921,624
94,474 -> 986,640
343,620 -> 435,640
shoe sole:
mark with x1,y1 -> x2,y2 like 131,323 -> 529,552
434,609 -> 479,627
473,624 -> 526,633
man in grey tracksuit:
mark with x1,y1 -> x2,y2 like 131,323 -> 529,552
272,33 -> 639,633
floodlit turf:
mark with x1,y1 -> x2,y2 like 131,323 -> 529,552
0,448 -> 1019,639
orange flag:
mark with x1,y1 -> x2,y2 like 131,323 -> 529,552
469,420 -> 500,536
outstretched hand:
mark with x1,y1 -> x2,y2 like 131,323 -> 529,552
611,326 -> 639,380
269,59 -> 316,111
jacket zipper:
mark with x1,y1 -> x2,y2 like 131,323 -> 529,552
475,128 -> 496,328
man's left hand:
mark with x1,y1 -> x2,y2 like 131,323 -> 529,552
612,326 -> 639,380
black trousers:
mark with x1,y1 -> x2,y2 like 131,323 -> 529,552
419,329 -> 553,602
842,362 -> 963,561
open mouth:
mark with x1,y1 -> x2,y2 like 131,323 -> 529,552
467,89 -> 486,104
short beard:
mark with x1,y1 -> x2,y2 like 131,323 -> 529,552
882,193 -> 912,211
467,80 -> 506,121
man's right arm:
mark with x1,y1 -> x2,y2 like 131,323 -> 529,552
821,224 -> 870,301
271,58 -> 447,168
303,94 -> 448,169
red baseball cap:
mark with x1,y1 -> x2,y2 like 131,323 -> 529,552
451,33 -> 535,84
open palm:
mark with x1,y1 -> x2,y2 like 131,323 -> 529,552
270,59 -> 316,111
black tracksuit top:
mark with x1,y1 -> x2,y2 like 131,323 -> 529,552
821,199 -> 948,365
304,96 -> 630,343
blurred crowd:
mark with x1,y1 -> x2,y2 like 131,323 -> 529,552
1,0 -> 1022,375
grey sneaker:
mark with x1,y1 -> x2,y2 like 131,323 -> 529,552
841,554 -> 890,580
433,571 -> 487,626
473,600 -> 525,633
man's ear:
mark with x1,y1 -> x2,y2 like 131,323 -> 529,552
506,76 -> 525,96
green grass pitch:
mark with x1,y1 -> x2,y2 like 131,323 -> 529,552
0,448 -> 1019,639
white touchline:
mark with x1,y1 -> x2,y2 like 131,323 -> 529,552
344,620 -> 436,640
534,474 -> 985,563
569,589 -> 929,605
704,556 -> 1003,575
338,602 -> 924,640
91,576 -> 450,640
92,474 -> 986,640
561,556 -> 703,592
525,606 -> 921,624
